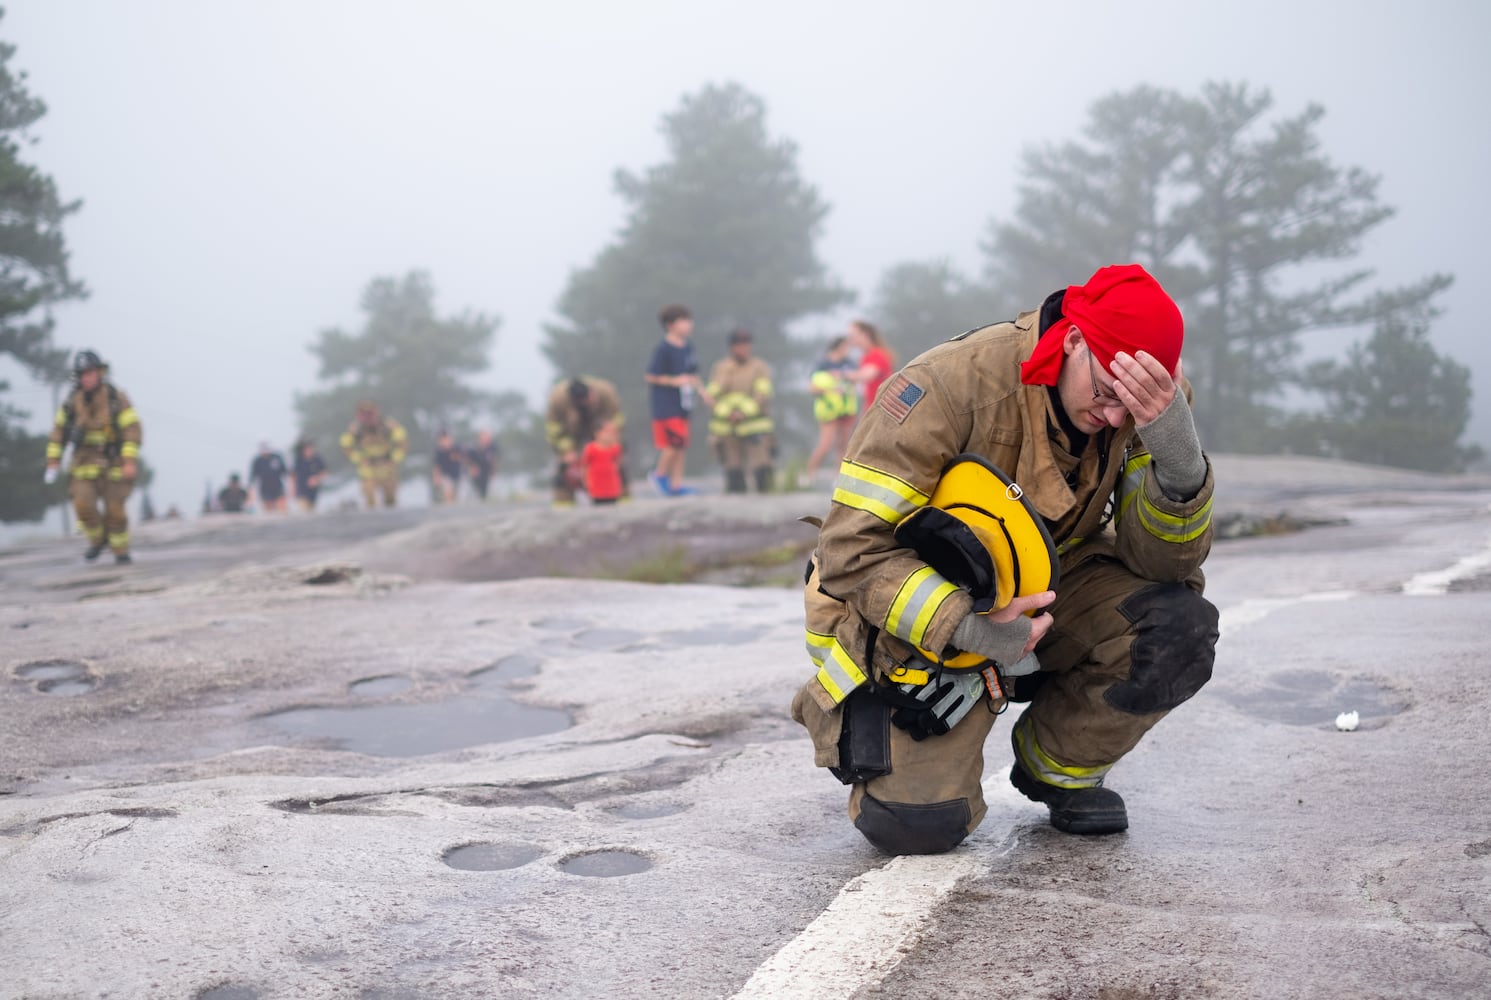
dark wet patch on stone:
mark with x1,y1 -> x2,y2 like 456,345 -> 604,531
608,800 -> 690,820
0,806 -> 178,837
532,616 -> 589,631
468,654 -> 542,684
349,675 -> 412,697
570,627 -> 645,650
655,626 -> 762,647
557,849 -> 652,877
16,660 -> 97,696
1466,839 -> 1491,860
1220,669 -> 1409,728
1449,571 -> 1491,593
303,565 -> 359,585
197,984 -> 262,1000
442,842 -> 544,871
16,660 -> 87,682
256,693 -> 571,757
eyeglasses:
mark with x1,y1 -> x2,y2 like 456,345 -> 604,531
1078,333 -> 1123,405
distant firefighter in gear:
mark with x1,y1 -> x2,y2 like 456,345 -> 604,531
545,375 -> 625,505
340,400 -> 407,508
792,263 -> 1220,854
706,328 -> 775,494
45,350 -> 143,564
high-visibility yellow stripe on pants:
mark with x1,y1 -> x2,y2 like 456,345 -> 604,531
1013,715 -> 1111,789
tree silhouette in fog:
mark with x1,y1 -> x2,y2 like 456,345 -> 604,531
294,271 -> 503,481
542,82 -> 852,470
0,15 -> 88,522
875,81 -> 1474,471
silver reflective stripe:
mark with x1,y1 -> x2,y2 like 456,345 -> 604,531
1012,715 -> 1111,789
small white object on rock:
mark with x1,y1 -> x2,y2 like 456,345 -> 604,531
1335,710 -> 1360,732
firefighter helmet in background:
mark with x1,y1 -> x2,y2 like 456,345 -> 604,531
73,350 -> 106,378
893,454 -> 1059,670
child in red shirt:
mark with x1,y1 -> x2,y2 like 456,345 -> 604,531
581,419 -> 624,505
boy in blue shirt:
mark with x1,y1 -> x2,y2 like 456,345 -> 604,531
644,304 -> 713,496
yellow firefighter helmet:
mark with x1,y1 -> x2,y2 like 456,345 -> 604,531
893,454 -> 1058,669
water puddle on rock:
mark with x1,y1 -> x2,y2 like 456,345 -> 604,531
15,660 -> 96,696
349,675 -> 412,697
557,849 -> 652,877
259,695 -> 570,757
609,801 -> 689,820
1222,669 -> 1408,728
570,628 -> 645,650
197,985 -> 261,1000
442,842 -> 544,871
468,654 -> 542,687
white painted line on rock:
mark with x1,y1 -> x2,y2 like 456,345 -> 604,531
1402,524 -> 1491,596
732,852 -> 989,999
1217,590 -> 1356,637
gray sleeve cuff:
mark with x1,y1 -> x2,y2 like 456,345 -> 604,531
1137,392 -> 1206,501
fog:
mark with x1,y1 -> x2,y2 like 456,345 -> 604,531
6,0 -> 1489,515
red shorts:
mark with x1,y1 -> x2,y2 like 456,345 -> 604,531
651,416 -> 691,450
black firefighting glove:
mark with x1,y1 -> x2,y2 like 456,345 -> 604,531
891,671 -> 987,741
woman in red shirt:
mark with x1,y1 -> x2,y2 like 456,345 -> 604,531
848,319 -> 896,406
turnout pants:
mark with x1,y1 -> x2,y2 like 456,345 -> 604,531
716,434 -> 773,493
359,465 -> 399,508
70,475 -> 133,554
797,557 -> 1219,855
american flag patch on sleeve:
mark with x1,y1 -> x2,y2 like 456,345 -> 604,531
878,374 -> 925,423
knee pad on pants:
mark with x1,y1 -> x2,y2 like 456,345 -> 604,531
1105,583 -> 1220,715
854,794 -> 972,856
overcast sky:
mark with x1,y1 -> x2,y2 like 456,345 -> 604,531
6,0 -> 1489,514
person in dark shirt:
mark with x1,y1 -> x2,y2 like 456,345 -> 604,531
432,428 -> 464,504
247,442 -> 288,513
465,429 -> 500,501
218,473 -> 249,513
292,439 -> 327,513
644,304 -> 713,497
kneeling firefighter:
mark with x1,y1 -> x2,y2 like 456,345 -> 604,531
791,264 -> 1221,854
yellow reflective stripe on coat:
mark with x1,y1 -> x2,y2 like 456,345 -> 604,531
116,407 -> 140,428
1013,716 -> 1111,789
831,460 -> 929,525
82,430 -> 109,445
46,442 -> 62,459
120,442 -> 140,458
1116,453 -> 1149,523
72,464 -> 102,480
1137,491 -> 1213,543
885,565 -> 960,647
808,632 -> 868,705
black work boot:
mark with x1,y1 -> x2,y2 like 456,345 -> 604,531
114,552 -> 133,565
84,541 -> 106,562
1010,731 -> 1128,835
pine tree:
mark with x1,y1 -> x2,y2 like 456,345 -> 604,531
294,272 -> 501,479
542,83 -> 851,470
0,15 -> 88,522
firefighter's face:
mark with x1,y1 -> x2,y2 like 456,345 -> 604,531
79,368 -> 101,390
1058,328 -> 1129,433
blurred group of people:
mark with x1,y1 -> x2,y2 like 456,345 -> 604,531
540,306 -> 900,508
430,426 -> 501,504
210,438 -> 328,515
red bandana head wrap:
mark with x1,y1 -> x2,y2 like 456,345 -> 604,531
1018,264 -> 1184,386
